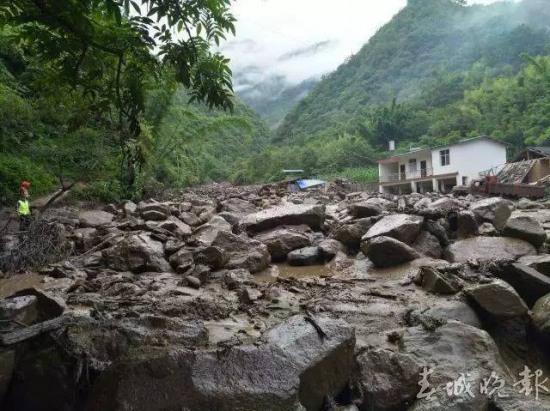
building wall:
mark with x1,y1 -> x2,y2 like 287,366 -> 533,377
431,139 -> 507,185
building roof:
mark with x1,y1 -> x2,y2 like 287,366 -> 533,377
513,147 -> 550,162
378,136 -> 506,163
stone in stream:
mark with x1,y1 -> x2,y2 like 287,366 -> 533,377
421,299 -> 482,329
254,227 -> 311,262
444,236 -> 536,264
287,246 -> 323,266
420,267 -> 459,295
465,280 -> 528,319
88,315 -> 355,411
318,239 -> 344,262
363,214 -> 424,245
502,216 -> 547,247
242,204 -> 325,234
361,236 -> 420,268
332,217 -> 375,250
193,246 -> 228,270
470,197 -> 512,230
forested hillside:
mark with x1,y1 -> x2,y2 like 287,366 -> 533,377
276,0 -> 550,146
0,1 -> 270,205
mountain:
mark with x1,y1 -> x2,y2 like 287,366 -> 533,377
276,0 -> 550,144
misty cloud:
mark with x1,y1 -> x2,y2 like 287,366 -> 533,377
278,40 -> 336,62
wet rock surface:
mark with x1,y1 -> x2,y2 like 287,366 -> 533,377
2,184 -> 550,410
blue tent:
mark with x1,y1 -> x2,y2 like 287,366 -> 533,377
295,179 -> 327,189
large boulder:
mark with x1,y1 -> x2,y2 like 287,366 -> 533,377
102,233 -> 170,273
157,216 -> 192,237
412,231 -> 442,259
424,220 -> 449,247
502,216 -> 546,247
404,322 -> 509,410
332,218 -> 375,250
192,216 -> 232,246
421,299 -> 482,329
357,348 -> 422,410
444,237 -> 536,264
255,227 -> 311,261
532,293 -> 550,339
348,201 -> 382,218
318,239 -> 344,261
361,236 -> 420,268
242,204 -> 325,234
470,197 -> 512,230
492,263 -> 550,307
221,197 -> 258,215
465,280 -> 528,319
211,231 -> 270,273
287,246 -> 322,266
517,254 -> 550,278
138,201 -> 172,221
456,210 -> 478,238
363,214 -> 424,244
79,210 -> 115,228
420,197 -> 462,218
89,315 -> 355,411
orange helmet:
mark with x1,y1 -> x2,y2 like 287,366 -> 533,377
20,181 -> 31,188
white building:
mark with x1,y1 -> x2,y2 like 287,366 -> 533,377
378,137 -> 507,194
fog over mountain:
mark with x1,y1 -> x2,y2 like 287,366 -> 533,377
222,0 -> 516,126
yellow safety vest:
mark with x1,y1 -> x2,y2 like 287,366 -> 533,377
17,199 -> 31,216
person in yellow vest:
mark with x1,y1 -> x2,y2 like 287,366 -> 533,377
17,181 -> 32,231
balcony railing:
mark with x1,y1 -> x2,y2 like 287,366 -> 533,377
380,167 -> 434,183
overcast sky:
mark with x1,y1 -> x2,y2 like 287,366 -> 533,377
221,0 -> 512,91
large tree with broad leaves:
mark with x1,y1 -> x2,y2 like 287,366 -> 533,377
0,0 -> 236,187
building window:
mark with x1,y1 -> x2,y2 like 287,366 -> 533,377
409,159 -> 417,173
440,149 -> 450,166
462,176 -> 468,185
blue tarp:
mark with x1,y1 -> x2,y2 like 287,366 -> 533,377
295,179 -> 327,189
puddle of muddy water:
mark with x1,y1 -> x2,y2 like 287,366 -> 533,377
254,263 -> 333,282
0,274 -> 45,299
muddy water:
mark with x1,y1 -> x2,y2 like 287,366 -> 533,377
0,274 -> 45,298
254,263 -> 334,282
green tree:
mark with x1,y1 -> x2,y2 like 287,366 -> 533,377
1,0 -> 235,189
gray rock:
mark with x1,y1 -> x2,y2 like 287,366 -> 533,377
361,236 -> 420,268
348,201 -> 382,218
493,263 -> 550,307
457,210 -> 478,238
138,201 -> 171,219
422,299 -> 482,328
466,280 -> 528,319
421,267 -> 459,295
102,233 -> 170,273
224,269 -> 254,290
421,197 -> 462,218
502,216 -> 546,247
333,218 -> 375,249
357,348 -> 422,410
288,246 -> 323,266
318,239 -> 344,261
0,295 -> 38,325
79,210 -> 115,228
363,214 -> 424,244
404,322 -> 509,410
212,231 -> 270,273
141,210 -> 168,221
532,293 -> 550,339
243,204 -> 325,234
185,275 -> 201,289
444,237 -> 536,264
157,216 -> 192,237
412,231 -> 442,259
193,246 -> 228,270
122,201 -> 137,215
478,222 -> 496,236
424,220 -> 449,247
169,248 -> 194,273
193,216 -> 232,246
221,198 -> 258,215
179,211 -> 202,227
470,197 -> 512,230
89,315 -> 355,411
255,227 -> 311,262
517,254 -> 550,278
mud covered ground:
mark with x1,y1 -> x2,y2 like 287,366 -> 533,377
1,182 -> 550,410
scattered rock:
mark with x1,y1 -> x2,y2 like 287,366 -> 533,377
348,201 -> 382,218
466,280 -> 528,319
444,236 -> 536,264
457,210 -> 478,238
193,216 -> 232,246
255,227 -> 311,261
470,197 -> 512,230
420,267 -> 459,295
517,254 -> 550,278
363,214 -> 424,244
478,222 -> 496,236
532,293 -> 550,340
243,204 -> 325,234
502,216 -> 546,247
318,239 -> 344,262
102,233 -> 170,273
361,236 -> 420,268
492,263 -> 550,307
79,211 -> 115,228
288,246 -> 322,266
412,231 -> 443,259
332,218 -> 375,250
224,269 -> 254,290
212,231 -> 270,273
